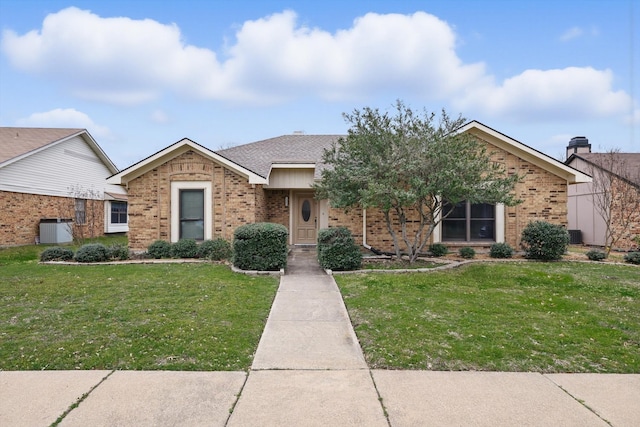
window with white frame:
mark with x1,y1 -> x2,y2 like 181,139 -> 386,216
170,181 -> 212,242
110,201 -> 128,224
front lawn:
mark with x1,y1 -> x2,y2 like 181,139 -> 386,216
336,262 -> 640,373
0,261 -> 278,371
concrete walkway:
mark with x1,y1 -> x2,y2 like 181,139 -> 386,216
1,249 -> 639,426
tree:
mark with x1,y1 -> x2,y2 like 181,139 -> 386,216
588,149 -> 640,256
315,101 -> 521,263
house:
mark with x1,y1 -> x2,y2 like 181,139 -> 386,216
106,121 -> 591,253
0,127 -> 128,246
565,137 -> 640,250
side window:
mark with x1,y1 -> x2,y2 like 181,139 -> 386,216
110,201 -> 128,224
75,199 -> 86,224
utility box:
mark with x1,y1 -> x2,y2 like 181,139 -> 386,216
39,218 -> 73,244
568,229 -> 582,245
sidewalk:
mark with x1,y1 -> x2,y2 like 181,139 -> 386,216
1,249 -> 639,426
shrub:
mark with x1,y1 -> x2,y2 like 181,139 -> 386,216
623,252 -> 640,265
317,227 -> 362,271
233,223 -> 288,271
197,238 -> 233,260
147,240 -> 172,259
40,246 -> 74,262
429,243 -> 448,257
521,221 -> 569,261
490,242 -> 514,259
75,243 -> 109,263
107,243 -> 129,261
170,239 -> 198,258
586,249 -> 606,261
458,247 -> 476,259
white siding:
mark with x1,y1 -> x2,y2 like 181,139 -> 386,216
0,135 -> 124,198
266,169 -> 315,189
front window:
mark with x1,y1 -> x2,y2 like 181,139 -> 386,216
75,199 -> 86,225
442,201 -> 495,242
110,201 -> 128,224
179,189 -> 204,240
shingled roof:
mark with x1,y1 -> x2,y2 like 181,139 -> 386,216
216,134 -> 342,178
0,127 -> 84,164
570,152 -> 640,187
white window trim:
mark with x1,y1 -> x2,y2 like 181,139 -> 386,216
105,200 -> 129,233
171,181 -> 212,242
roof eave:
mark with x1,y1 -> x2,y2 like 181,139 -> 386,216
107,139 -> 267,185
459,121 -> 592,184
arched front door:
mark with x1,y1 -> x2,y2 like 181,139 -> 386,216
294,192 -> 317,244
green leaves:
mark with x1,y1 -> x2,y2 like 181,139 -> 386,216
315,100 -> 521,262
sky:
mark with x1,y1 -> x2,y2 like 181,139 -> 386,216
0,0 -> 638,169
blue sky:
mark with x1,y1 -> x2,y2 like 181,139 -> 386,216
1,0 -> 638,169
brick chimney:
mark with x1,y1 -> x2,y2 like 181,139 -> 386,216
566,136 -> 591,159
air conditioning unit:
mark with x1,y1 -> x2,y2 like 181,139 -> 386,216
39,218 -> 73,244
568,229 -> 582,245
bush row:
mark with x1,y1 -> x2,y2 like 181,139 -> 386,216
147,238 -> 232,260
40,243 -> 129,263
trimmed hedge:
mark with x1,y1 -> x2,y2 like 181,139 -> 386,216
147,240 -> 172,259
624,252 -> 640,265
170,239 -> 198,258
458,247 -> 475,259
317,227 -> 362,271
490,242 -> 514,259
40,246 -> 74,262
521,221 -> 569,261
233,223 -> 288,271
75,243 -> 109,263
197,238 -> 233,260
107,243 -> 129,261
586,249 -> 606,261
429,243 -> 448,257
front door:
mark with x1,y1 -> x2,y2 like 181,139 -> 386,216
294,192 -> 317,244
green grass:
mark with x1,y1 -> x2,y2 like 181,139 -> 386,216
0,261 -> 278,371
336,262 -> 640,373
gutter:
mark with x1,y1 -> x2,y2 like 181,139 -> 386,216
362,209 -> 372,250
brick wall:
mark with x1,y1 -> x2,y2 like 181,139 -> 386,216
265,190 -> 289,228
0,190 -> 105,246
127,150 -> 265,251
325,137 -> 569,253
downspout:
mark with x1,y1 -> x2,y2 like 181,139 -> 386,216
362,209 -> 372,250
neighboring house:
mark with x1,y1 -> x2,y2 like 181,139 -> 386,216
0,127 -> 128,246
107,121 -> 591,253
565,137 -> 640,250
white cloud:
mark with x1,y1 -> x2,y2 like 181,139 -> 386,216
0,7 -> 634,126
0,7 -> 484,104
16,108 -> 111,139
455,67 -> 633,121
560,26 -> 584,42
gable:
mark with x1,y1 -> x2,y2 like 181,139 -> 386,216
460,121 -> 591,184
0,131 -> 124,198
107,138 -> 266,186
567,153 -> 640,188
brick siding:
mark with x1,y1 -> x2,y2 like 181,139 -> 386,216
0,190 -> 105,246
127,150 -> 266,251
